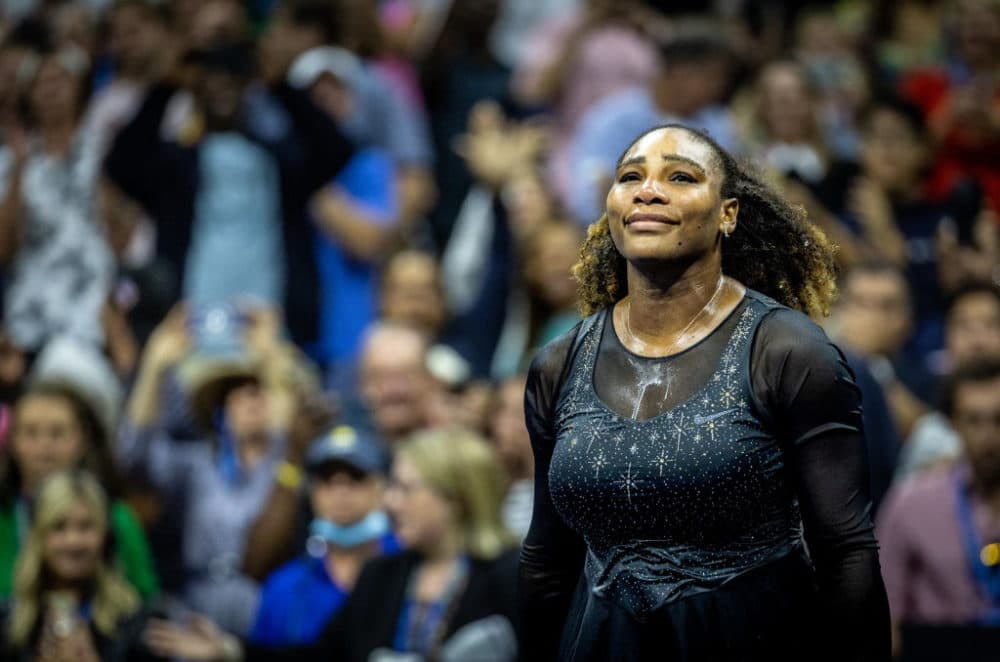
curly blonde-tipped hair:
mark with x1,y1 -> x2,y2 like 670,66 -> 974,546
573,125 -> 838,318
8,471 -> 140,648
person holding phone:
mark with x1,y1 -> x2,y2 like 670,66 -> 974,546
0,471 -> 162,662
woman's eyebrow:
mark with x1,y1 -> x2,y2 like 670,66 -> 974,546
617,155 -> 646,170
662,154 -> 707,176
616,154 -> 707,176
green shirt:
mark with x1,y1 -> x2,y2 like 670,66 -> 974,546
0,498 -> 158,599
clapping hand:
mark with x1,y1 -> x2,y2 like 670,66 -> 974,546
144,614 -> 237,662
937,208 -> 1000,292
453,101 -> 547,191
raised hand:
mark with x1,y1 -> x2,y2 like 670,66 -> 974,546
142,304 -> 191,372
143,614 -> 238,662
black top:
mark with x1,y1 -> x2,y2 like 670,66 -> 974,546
519,290 -> 890,661
245,549 -> 520,662
0,602 -> 163,662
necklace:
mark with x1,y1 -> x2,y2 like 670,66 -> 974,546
625,275 -> 726,354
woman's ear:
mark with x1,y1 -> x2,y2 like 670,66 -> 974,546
720,198 -> 739,236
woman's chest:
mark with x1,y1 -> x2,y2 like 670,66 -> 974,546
549,400 -> 791,547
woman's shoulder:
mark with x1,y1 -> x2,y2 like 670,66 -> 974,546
742,289 -> 830,347
528,320 -> 584,381
525,316 -> 594,419
356,550 -> 419,586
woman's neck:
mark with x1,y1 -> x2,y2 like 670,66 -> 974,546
419,529 -> 462,565
325,540 -> 379,588
414,536 -> 464,603
624,257 -> 724,334
44,579 -> 89,601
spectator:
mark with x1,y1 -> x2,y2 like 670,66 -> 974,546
0,45 -> 114,352
0,338 -> 157,600
521,221 -> 582,350
422,346 -> 494,434
418,0 -> 508,248
838,96 -> 982,360
82,0 -> 173,155
878,359 -> 1000,649
489,374 -> 534,539
119,304 -> 314,634
146,426 -> 520,662
567,29 -> 739,225
899,282 -> 1000,478
273,0 -> 436,229
792,7 -> 869,159
510,0 -> 659,213
379,251 -> 448,341
942,281 -> 1000,371
186,0 -> 249,52
105,37 -> 356,349
734,60 -> 831,189
899,0 -> 1000,211
110,41 -> 284,312
0,18 -> 43,140
0,471 -> 161,661
834,262 -> 933,435
249,425 -> 397,647
291,51 -> 400,372
439,101 -> 552,377
353,322 -> 437,445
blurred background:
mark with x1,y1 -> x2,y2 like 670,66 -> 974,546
0,0 -> 996,659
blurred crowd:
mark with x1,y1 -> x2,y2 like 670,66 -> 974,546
0,0 -> 996,660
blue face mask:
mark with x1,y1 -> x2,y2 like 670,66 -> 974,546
308,511 -> 390,552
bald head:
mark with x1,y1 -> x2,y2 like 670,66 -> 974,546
359,323 -> 434,441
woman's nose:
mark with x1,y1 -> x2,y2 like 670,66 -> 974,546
634,179 -> 667,205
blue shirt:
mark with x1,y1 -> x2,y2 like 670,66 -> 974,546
312,149 -> 397,368
249,534 -> 399,646
185,133 -> 283,309
568,87 -> 739,226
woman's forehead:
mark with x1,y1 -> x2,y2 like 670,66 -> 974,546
620,127 -> 717,171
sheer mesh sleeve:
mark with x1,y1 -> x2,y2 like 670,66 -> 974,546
751,309 -> 892,661
518,327 -> 587,662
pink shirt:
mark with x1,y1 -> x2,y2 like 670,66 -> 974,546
877,466 -> 1000,624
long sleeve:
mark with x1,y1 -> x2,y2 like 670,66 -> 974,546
116,421 -> 196,498
102,83 -> 176,210
753,310 -> 891,661
518,330 -> 586,662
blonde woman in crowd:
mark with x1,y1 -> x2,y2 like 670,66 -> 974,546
145,426 -> 520,662
0,471 -> 161,661
0,339 -> 158,601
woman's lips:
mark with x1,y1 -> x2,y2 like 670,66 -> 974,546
624,212 -> 680,227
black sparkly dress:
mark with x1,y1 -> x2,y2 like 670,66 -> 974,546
519,290 -> 890,662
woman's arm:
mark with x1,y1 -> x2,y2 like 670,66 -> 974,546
518,333 -> 586,662
118,306 -> 192,490
754,310 -> 891,661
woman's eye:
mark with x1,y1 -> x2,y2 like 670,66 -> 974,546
670,172 -> 696,183
618,172 -> 641,183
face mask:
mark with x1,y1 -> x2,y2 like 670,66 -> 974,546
308,510 -> 390,553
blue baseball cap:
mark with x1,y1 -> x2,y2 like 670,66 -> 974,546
306,426 -> 390,476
